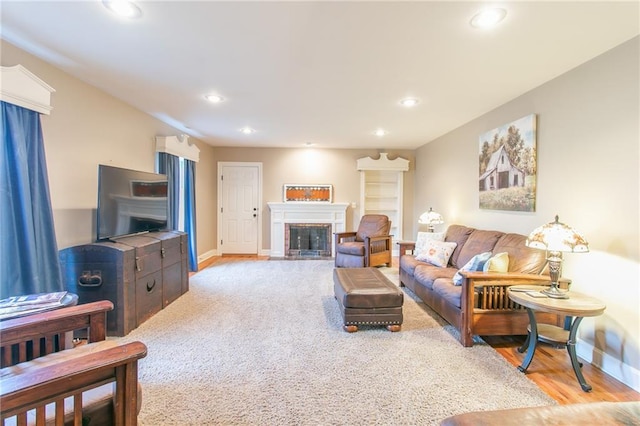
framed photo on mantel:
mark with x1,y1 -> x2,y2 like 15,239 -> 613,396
283,184 -> 332,203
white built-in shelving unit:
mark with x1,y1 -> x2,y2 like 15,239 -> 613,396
356,153 -> 409,253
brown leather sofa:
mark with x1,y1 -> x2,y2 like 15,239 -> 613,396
400,224 -> 563,347
440,401 -> 640,425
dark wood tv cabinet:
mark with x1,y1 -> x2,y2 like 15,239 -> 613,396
59,231 -> 189,336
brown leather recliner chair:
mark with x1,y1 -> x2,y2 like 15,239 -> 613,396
334,214 -> 392,268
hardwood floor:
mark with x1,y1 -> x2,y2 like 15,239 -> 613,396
484,335 -> 639,404
196,255 -> 640,405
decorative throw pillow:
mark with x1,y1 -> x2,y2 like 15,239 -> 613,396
483,252 -> 509,273
415,240 -> 457,267
414,231 -> 445,256
452,251 -> 492,285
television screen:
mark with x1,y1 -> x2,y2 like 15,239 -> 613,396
97,164 -> 169,241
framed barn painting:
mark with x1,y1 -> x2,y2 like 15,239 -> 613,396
478,114 -> 537,211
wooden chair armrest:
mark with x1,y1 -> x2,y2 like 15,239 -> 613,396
334,232 -> 357,244
1,341 -> 147,420
366,234 -> 392,242
334,231 -> 356,238
0,301 -> 114,346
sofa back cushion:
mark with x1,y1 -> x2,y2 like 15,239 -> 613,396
456,229 -> 504,269
445,225 -> 475,268
493,233 -> 547,274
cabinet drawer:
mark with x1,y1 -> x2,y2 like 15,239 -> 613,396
134,251 -> 162,279
163,262 -> 182,307
136,270 -> 163,326
162,241 -> 182,265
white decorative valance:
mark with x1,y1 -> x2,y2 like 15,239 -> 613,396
155,135 -> 200,162
0,65 -> 55,115
356,152 -> 409,171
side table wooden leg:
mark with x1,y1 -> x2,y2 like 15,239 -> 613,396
566,316 -> 592,392
518,308 -> 538,373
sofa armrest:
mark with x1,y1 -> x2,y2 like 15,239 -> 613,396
461,271 -> 571,287
397,241 -> 416,256
1,340 -> 147,425
457,272 -> 569,346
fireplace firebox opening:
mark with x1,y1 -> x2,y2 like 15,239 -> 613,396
285,224 -> 332,259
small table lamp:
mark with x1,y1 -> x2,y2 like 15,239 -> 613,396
418,207 -> 444,232
525,215 -> 589,299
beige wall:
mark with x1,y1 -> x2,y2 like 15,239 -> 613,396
0,40 -> 217,256
209,147 -> 415,253
414,36 -> 639,390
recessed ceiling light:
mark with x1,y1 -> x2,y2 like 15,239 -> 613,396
373,129 -> 388,137
102,0 -> 142,19
470,8 -> 506,29
239,127 -> 255,135
304,142 -> 315,147
205,94 -> 225,103
399,98 -> 420,108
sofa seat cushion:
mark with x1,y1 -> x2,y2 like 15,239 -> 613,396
456,229 -> 504,268
493,233 -> 547,274
414,264 -> 457,290
432,278 -> 462,308
400,254 -> 423,276
335,241 -> 365,256
444,225 -> 475,268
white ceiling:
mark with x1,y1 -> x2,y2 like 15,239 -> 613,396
1,1 -> 638,149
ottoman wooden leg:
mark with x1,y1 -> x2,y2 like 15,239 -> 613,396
387,324 -> 401,332
344,325 -> 358,333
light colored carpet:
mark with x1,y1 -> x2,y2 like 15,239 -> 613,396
120,260 -> 555,425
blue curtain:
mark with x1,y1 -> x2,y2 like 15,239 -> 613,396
157,152 -> 180,230
0,101 -> 63,298
184,159 -> 198,272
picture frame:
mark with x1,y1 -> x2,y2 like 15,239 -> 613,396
478,114 -> 537,212
283,184 -> 332,203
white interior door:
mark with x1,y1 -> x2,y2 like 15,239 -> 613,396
218,163 -> 261,254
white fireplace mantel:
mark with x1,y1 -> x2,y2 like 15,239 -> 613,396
268,202 -> 348,258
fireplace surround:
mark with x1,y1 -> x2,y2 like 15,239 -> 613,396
268,202 -> 348,258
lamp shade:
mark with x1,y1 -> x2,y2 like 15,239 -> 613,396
525,215 -> 589,253
418,207 -> 443,225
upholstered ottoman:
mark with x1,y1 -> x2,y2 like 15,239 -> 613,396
333,268 -> 403,332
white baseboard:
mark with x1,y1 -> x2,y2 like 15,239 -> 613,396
197,249 -> 218,263
577,339 -> 640,393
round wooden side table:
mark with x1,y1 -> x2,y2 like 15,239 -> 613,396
507,285 -> 606,392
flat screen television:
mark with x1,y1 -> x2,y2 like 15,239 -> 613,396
96,164 -> 169,241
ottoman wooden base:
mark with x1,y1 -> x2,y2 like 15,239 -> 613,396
333,268 -> 403,332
